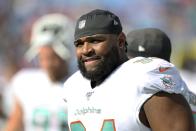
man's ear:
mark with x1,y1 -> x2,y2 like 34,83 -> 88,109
118,32 -> 126,50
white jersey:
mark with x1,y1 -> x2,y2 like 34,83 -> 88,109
12,68 -> 68,131
63,57 -> 189,131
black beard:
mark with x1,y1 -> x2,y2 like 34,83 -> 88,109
78,46 -> 121,85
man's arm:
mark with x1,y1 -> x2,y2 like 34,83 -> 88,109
4,97 -> 23,131
143,92 -> 195,131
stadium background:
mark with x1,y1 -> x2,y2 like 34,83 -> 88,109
0,0 -> 195,72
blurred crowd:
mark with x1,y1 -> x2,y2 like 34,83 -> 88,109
0,0 -> 196,130
0,0 -> 196,68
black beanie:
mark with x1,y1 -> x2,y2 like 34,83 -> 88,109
74,9 -> 122,40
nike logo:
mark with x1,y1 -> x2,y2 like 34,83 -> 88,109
159,67 -> 170,72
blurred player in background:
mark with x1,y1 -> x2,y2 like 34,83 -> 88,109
4,13 -> 76,131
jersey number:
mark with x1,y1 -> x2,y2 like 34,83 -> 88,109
32,108 -> 68,130
70,119 -> 116,131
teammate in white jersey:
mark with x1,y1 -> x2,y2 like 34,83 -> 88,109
5,13 -> 76,131
63,9 -> 194,131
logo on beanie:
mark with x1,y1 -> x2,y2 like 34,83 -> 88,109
113,20 -> 118,25
78,20 -> 86,29
138,45 -> 145,52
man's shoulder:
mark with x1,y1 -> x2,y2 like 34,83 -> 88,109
122,57 -> 174,74
64,70 -> 85,85
128,57 -> 171,66
119,57 -> 187,94
63,70 -> 89,101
